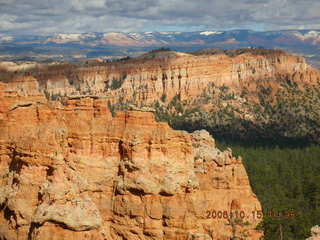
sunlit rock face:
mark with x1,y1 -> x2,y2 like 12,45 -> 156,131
0,78 -> 263,240
2,48 -> 320,239
2,50 -> 319,107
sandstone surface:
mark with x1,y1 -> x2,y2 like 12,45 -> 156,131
0,77 -> 263,239
2,50 -> 319,107
46,51 -> 320,104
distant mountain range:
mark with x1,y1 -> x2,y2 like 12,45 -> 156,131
0,29 -> 320,67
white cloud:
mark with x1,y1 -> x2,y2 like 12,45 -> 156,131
0,14 -> 32,30
0,0 -> 319,34
0,0 -> 16,4
71,0 -> 106,11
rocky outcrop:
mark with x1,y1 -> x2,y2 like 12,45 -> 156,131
2,50 -> 320,106
0,81 -> 263,240
46,51 -> 320,105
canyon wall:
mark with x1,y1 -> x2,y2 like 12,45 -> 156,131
0,80 -> 262,240
25,51 -> 320,105
2,50 -> 317,239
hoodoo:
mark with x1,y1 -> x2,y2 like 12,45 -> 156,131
0,77 -> 262,239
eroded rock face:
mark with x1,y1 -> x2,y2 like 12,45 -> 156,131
0,85 -> 263,240
3,51 -> 320,106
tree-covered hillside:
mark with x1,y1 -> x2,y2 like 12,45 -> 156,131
152,79 -> 320,145
217,142 -> 320,240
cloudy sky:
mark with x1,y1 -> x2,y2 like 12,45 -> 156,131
0,0 -> 320,35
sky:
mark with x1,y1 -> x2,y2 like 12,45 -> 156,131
0,0 -> 320,35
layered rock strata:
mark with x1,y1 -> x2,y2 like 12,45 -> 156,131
0,82 -> 262,239
3,50 -> 320,105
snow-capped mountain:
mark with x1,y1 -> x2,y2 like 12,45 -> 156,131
3,29 -> 320,47
1,29 -> 320,67
46,33 -> 98,44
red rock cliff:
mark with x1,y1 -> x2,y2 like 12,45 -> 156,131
22,50 -> 319,105
0,81 -> 262,239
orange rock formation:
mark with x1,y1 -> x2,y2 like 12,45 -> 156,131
1,50 -> 319,239
0,78 -> 262,239
30,51 -> 320,105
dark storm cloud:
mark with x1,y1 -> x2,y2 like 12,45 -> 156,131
0,0 -> 319,35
